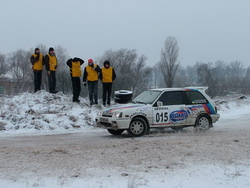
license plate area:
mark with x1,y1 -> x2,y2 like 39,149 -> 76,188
100,117 -> 109,123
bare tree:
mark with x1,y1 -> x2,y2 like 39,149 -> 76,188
7,49 -> 33,93
174,65 -> 189,87
160,36 -> 180,87
226,61 -> 245,94
98,48 -> 151,96
210,60 -> 229,96
53,45 -> 71,93
243,67 -> 250,93
130,54 -> 152,96
196,62 -> 212,85
8,49 -> 31,82
0,53 -> 8,80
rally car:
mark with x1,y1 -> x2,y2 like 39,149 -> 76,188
95,87 -> 220,137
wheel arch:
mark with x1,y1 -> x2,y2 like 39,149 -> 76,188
131,115 -> 149,128
195,113 -> 213,127
128,115 -> 149,136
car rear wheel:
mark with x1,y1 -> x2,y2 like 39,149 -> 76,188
194,115 -> 211,132
107,129 -> 125,135
127,117 -> 148,137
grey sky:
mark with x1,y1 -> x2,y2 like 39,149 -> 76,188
1,0 -> 250,67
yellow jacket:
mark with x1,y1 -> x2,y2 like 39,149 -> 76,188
30,53 -> 44,70
83,64 -> 100,82
101,67 -> 113,83
45,54 -> 57,71
71,61 -> 82,77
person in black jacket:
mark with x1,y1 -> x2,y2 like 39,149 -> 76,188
99,60 -> 116,106
66,57 -> 84,102
44,47 -> 58,93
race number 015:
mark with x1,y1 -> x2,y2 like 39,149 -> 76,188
156,112 -> 168,122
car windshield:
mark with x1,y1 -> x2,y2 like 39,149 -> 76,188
132,90 -> 161,104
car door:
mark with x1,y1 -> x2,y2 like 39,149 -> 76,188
152,91 -> 187,127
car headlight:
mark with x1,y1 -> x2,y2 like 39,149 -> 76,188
113,112 -> 123,118
97,111 -> 102,116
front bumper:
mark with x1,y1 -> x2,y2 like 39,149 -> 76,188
95,116 -> 130,129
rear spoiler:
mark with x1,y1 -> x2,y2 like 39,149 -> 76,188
184,86 -> 208,91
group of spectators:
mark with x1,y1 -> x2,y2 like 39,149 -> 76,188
30,47 -> 116,106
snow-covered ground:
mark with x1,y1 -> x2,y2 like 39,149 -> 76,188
0,91 -> 249,188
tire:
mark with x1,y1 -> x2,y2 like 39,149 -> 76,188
127,117 -> 148,137
114,90 -> 133,104
194,115 -> 211,132
107,129 -> 125,135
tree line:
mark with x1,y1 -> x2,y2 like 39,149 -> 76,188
0,37 -> 249,98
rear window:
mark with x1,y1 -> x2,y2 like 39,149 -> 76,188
185,91 -> 208,104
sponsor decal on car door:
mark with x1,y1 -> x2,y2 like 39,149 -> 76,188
152,105 -> 188,126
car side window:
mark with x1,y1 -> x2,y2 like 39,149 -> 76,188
185,91 -> 208,104
157,91 -> 184,105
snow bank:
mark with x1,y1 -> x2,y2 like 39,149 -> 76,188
0,90 -> 101,134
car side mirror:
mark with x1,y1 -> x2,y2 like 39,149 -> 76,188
157,101 -> 163,106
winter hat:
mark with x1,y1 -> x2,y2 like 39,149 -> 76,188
35,48 -> 40,53
103,60 -> 110,66
88,59 -> 93,63
49,47 -> 54,52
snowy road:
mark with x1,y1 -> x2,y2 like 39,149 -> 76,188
0,112 -> 250,188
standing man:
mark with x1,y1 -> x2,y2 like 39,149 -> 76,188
30,48 -> 44,92
66,57 -> 84,102
99,60 -> 116,106
44,47 -> 58,93
83,59 -> 100,105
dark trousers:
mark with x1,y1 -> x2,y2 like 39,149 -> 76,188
33,70 -> 42,92
87,81 -> 98,104
71,77 -> 81,102
103,83 -> 112,105
47,71 -> 56,92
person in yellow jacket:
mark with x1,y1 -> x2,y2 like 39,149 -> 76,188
83,59 -> 101,105
30,48 -> 44,92
66,57 -> 84,102
44,47 -> 58,93
99,60 -> 116,106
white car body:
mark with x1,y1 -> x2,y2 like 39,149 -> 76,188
96,87 -> 220,136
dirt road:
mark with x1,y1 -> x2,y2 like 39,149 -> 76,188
1,115 -> 250,186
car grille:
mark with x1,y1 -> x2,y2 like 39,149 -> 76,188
102,114 -> 112,117
102,112 -> 112,117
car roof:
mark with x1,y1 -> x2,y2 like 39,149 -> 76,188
149,86 -> 208,92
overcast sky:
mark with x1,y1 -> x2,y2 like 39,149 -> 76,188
0,0 -> 250,67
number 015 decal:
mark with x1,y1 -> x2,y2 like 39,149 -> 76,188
155,112 -> 168,122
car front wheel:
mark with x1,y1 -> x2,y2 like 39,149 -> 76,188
127,117 -> 148,137
107,129 -> 125,135
194,115 -> 211,132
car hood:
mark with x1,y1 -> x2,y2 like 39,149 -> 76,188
103,103 -> 150,113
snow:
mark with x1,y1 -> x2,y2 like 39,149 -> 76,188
0,91 -> 250,187
0,91 -> 99,135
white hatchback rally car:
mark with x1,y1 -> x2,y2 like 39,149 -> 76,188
96,87 -> 220,137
